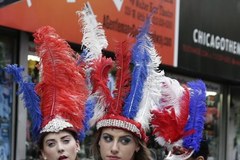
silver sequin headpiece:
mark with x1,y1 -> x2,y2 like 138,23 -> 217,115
40,117 -> 73,133
96,119 -> 141,138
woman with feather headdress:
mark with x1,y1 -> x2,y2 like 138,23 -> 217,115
78,2 -> 208,160
77,3 -> 156,160
5,25 -> 88,160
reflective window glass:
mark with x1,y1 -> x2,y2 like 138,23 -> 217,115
0,31 -> 15,160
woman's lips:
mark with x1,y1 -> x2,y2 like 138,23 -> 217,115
107,155 -> 120,160
58,155 -> 68,160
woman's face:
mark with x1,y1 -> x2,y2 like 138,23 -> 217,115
98,128 -> 140,160
41,130 -> 80,160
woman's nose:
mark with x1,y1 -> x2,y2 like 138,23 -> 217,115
57,143 -> 64,153
110,141 -> 119,154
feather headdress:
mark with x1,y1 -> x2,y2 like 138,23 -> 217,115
6,26 -> 88,140
151,79 -> 207,160
81,9 -> 165,141
151,77 -> 190,149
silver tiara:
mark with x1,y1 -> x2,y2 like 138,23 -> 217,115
96,119 -> 141,138
40,117 -> 73,133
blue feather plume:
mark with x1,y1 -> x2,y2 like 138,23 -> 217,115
79,96 -> 96,141
76,48 -> 88,66
183,80 -> 207,152
4,64 -> 24,83
4,64 -> 42,141
122,20 -> 151,118
79,48 -> 90,64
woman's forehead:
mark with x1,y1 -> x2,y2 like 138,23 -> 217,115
44,130 -> 72,140
101,128 -> 133,137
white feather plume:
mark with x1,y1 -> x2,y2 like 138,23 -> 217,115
145,35 -> 161,69
76,2 -> 108,63
135,70 -> 164,130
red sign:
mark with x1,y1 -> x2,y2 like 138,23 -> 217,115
0,0 -> 177,66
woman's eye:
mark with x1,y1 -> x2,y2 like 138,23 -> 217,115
47,142 -> 55,147
120,137 -> 131,145
63,139 -> 70,144
103,135 -> 112,142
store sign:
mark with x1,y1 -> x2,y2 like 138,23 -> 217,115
0,0 -> 19,8
178,1 -> 240,80
0,0 -> 178,66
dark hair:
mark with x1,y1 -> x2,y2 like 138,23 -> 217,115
38,128 -> 78,150
191,140 -> 209,160
91,128 -> 152,160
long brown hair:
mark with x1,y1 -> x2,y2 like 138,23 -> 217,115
91,128 -> 152,160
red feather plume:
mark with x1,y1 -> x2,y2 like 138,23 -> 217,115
110,40 -> 132,114
151,86 -> 190,144
91,57 -> 114,107
33,26 -> 88,131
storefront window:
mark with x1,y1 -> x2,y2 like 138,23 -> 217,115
205,82 -> 221,160
0,31 -> 15,160
227,86 -> 240,160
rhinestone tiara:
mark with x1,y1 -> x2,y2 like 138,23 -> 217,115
40,117 -> 73,133
96,119 -> 141,138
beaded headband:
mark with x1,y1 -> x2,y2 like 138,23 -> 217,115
40,117 -> 73,134
96,117 -> 143,139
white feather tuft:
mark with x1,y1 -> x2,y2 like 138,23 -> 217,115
135,70 -> 164,130
158,76 -> 185,116
76,2 -> 108,63
145,35 -> 161,69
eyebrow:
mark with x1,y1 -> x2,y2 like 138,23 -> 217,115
60,135 -> 71,139
102,132 -> 133,138
45,134 -> 71,143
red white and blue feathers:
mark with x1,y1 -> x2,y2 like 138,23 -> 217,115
5,26 -> 89,141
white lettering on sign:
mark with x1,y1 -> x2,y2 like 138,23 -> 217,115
193,29 -> 240,55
